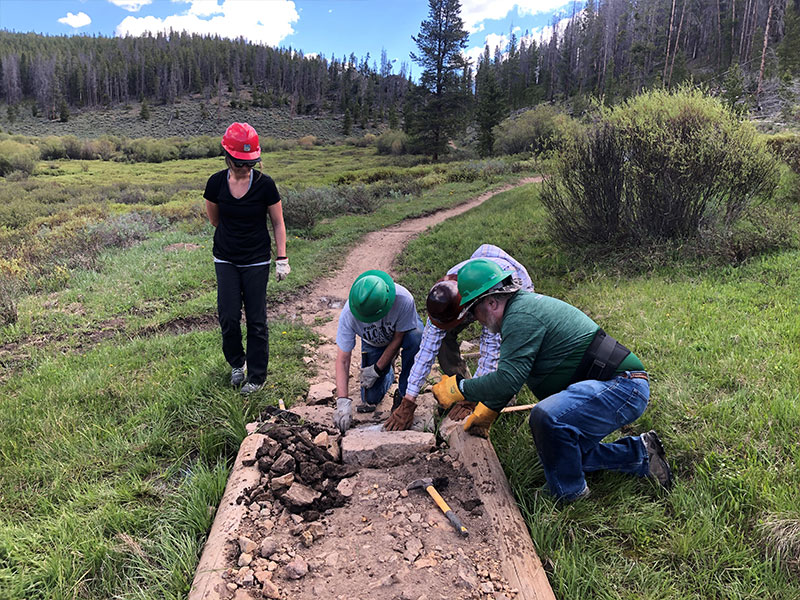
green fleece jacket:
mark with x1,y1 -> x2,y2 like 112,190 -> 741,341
461,291 -> 644,412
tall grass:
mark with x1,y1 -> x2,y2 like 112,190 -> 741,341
0,149 -> 539,598
396,182 -> 800,599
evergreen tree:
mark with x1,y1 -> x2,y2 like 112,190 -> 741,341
475,50 -> 505,157
59,98 -> 69,122
139,97 -> 150,120
409,0 -> 470,160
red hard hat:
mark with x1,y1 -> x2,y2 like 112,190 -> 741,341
426,275 -> 465,330
221,122 -> 261,160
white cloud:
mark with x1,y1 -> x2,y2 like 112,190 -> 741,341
182,0 -> 222,17
58,11 -> 92,28
109,0 -> 153,12
460,0 -> 571,33
115,0 -> 299,46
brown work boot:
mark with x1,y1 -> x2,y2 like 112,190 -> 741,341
641,430 -> 674,490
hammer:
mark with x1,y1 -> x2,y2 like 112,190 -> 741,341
406,477 -> 468,537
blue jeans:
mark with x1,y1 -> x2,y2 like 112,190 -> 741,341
529,372 -> 650,501
360,317 -> 424,405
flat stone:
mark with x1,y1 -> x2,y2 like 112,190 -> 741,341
342,430 -> 436,468
237,552 -> 253,567
270,472 -> 294,491
306,382 -> 335,405
410,392 -> 437,433
261,579 -> 281,599
238,536 -> 258,555
312,431 -> 329,447
288,405 -> 334,428
282,482 -> 321,508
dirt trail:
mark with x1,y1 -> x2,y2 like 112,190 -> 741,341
283,177 -> 542,388
190,176 -> 546,600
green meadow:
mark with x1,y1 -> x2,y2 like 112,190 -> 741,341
1,142 -> 798,599
0,147 -> 535,599
396,182 -> 800,599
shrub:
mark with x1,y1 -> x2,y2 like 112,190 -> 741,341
376,130 -> 409,155
38,136 -> 68,160
298,135 -> 318,148
123,139 -> 179,163
0,274 -> 18,325
541,87 -> 780,250
0,140 -> 40,176
492,105 -> 582,156
764,132 -> 800,173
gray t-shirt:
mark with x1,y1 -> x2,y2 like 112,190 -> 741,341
336,284 -> 419,351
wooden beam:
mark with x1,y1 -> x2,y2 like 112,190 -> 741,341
444,421 -> 556,600
189,433 -> 266,600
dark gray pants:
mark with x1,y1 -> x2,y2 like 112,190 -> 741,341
437,321 -> 471,379
215,262 -> 269,385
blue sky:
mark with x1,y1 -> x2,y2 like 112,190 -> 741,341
0,1 -> 572,75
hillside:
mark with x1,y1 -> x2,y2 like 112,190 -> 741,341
0,94 -> 367,142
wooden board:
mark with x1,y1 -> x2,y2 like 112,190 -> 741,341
189,433 -> 266,600
444,421 -> 556,600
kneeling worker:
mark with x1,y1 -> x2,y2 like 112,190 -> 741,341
333,270 -> 423,433
433,259 -> 673,502
385,244 -> 533,431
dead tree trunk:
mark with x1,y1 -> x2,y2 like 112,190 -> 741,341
757,1 -> 774,96
664,0 -> 678,84
668,0 -> 688,86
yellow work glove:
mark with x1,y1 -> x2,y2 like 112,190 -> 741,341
432,374 -> 464,409
463,402 -> 499,438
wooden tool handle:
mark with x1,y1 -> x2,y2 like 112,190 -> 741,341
500,403 -> 536,413
425,485 -> 452,513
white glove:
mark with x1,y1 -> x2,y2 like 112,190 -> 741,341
333,397 -> 352,434
275,258 -> 290,281
360,363 -> 384,389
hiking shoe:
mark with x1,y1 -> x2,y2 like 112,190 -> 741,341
230,366 -> 246,387
390,389 -> 403,413
641,430 -> 674,489
356,402 -> 378,413
240,381 -> 264,395
536,483 -> 591,503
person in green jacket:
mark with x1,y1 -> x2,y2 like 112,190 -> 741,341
432,259 -> 673,503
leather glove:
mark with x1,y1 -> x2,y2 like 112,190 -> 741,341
447,400 -> 476,421
275,258 -> 290,281
333,397 -> 352,434
360,362 -> 388,389
384,396 -> 417,431
463,402 -> 499,438
432,374 -> 464,409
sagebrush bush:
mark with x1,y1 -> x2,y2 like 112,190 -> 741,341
765,132 -> 800,173
492,105 -> 583,156
541,88 -> 780,250
0,139 -> 40,176
376,130 -> 409,155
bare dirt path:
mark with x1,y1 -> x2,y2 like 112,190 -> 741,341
190,176 -> 549,600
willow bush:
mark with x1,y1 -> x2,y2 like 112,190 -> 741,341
541,87 -> 780,250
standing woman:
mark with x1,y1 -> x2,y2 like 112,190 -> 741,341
204,122 -> 290,394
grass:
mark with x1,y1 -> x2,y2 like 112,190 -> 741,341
0,149 -> 538,599
395,183 -> 800,598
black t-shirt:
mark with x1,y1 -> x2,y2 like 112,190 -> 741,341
203,169 -> 281,264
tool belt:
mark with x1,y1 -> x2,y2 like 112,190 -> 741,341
570,328 -> 630,384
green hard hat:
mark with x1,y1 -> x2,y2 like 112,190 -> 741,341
457,258 -> 515,306
348,270 -> 396,323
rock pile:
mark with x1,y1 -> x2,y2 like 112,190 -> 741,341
236,422 -> 357,520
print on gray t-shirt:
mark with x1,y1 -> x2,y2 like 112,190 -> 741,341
336,284 -> 419,351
